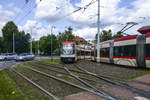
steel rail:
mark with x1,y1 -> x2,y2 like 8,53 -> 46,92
29,62 -> 150,98
77,62 -> 128,82
63,65 -> 117,100
34,61 -> 127,82
78,62 -> 150,86
22,65 -> 117,100
29,63 -> 98,83
31,62 -> 150,87
11,67 -> 60,100
75,66 -> 150,98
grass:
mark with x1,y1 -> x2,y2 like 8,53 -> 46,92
14,65 -> 83,97
0,69 -> 25,100
118,70 -> 150,80
5,67 -> 50,100
37,59 -> 61,64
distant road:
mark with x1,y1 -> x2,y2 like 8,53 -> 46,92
0,56 -> 60,70
0,60 -> 20,70
35,56 -> 60,60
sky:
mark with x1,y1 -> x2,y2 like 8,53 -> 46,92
0,0 -> 150,40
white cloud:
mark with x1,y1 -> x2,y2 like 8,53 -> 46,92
19,20 -> 59,40
35,0 -> 74,22
13,7 -> 22,13
73,27 -> 97,40
7,3 -> 14,8
34,0 -> 150,39
0,4 -> 15,36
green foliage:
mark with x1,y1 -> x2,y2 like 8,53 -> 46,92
15,31 -> 30,53
39,34 -> 57,55
1,21 -> 30,54
2,21 -> 18,52
1,22 -> 75,55
113,31 -> 124,39
95,29 -> 124,42
95,29 -> 113,42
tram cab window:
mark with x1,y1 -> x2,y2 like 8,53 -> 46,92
61,44 -> 75,55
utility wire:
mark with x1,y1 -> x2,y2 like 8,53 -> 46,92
16,0 -> 42,24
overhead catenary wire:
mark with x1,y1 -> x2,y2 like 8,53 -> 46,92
16,0 -> 43,25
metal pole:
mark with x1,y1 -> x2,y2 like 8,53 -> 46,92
97,0 -> 100,63
51,26 -> 54,61
13,31 -> 15,53
30,28 -> 32,54
38,40 -> 40,56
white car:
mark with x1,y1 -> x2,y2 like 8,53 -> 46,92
16,53 -> 34,61
0,56 -> 3,61
1,53 -> 17,60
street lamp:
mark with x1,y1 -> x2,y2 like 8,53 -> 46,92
13,31 -> 15,53
30,28 -> 33,54
30,25 -> 39,54
51,26 -> 55,61
97,0 -> 100,63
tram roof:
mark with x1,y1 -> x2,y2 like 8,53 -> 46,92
62,41 -> 75,44
114,34 -> 138,42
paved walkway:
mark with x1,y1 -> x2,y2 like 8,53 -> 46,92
135,74 -> 150,84
64,92 -> 103,100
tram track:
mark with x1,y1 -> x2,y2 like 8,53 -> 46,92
78,61 -> 150,87
28,61 -> 150,98
11,67 -> 60,100
71,64 -> 150,98
21,64 -> 118,100
32,61 -> 150,87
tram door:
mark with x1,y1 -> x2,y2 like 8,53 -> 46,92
109,41 -> 114,63
136,34 -> 146,67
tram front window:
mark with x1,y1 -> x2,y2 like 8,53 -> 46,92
62,44 -> 74,55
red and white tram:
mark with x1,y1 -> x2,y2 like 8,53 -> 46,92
60,25 -> 150,68
60,42 -> 77,63
76,45 -> 92,60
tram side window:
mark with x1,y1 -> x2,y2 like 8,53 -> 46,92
84,51 -> 91,55
91,51 -> 94,56
100,48 -> 110,56
114,45 -> 136,57
146,44 -> 150,57
77,50 -> 80,56
80,51 -> 85,55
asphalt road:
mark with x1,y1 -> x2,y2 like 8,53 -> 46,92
0,56 -> 60,70
0,60 -> 20,70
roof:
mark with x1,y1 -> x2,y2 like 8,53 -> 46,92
146,33 -> 150,37
138,25 -> 150,34
114,35 -> 138,42
61,41 -> 75,44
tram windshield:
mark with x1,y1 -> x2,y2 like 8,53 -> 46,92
62,44 -> 74,55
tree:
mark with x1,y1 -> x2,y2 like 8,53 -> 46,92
95,29 -> 113,42
39,34 -> 57,55
1,21 -> 30,53
0,37 -> 5,53
112,31 -> 124,39
2,21 -> 19,52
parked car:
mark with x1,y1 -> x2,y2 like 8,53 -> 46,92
0,55 -> 3,61
1,53 -> 17,60
16,53 -> 34,61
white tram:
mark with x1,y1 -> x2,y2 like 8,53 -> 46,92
60,25 -> 150,68
60,42 -> 77,63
